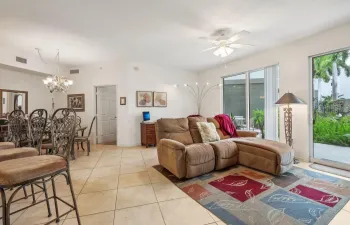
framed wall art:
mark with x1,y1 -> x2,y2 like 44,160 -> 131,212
136,91 -> 153,107
153,92 -> 167,107
67,94 -> 85,112
120,97 -> 126,105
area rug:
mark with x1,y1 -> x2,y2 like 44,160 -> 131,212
310,163 -> 350,178
153,165 -> 350,225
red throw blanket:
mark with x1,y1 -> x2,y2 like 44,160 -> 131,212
214,114 -> 239,138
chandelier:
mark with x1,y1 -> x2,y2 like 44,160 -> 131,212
41,49 -> 73,93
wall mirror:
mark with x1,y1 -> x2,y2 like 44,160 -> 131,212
0,89 -> 28,117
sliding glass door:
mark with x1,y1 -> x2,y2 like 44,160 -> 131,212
311,49 -> 350,170
223,65 -> 279,140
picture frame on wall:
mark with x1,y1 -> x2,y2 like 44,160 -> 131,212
153,92 -> 167,107
67,94 -> 85,112
120,97 -> 126,105
136,91 -> 153,107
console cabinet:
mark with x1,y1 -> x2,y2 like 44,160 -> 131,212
140,122 -> 156,148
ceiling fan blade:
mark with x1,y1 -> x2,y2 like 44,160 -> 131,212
202,46 -> 217,52
228,43 -> 254,48
228,30 -> 250,43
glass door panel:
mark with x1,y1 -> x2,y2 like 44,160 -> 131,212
249,70 -> 265,138
223,74 -> 247,130
312,50 -> 350,169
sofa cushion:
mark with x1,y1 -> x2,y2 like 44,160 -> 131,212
0,155 -> 67,186
188,116 -> 207,143
207,117 -> 227,139
0,142 -> 15,150
185,143 -> 215,178
197,122 -> 220,143
233,137 -> 294,175
156,118 -> 194,145
210,141 -> 238,170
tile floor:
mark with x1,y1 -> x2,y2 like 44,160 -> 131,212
4,144 -> 350,225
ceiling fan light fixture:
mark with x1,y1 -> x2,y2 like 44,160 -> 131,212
213,47 -> 233,57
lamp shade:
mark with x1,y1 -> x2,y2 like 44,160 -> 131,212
275,92 -> 304,105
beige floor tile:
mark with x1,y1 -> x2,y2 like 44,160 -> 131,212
75,149 -> 103,157
46,179 -> 85,197
159,197 -> 214,225
116,185 -> 157,209
96,157 -> 121,168
122,150 -> 142,158
144,157 -> 159,168
147,167 -> 171,184
118,172 -> 150,188
152,182 -> 187,202
63,211 -> 114,225
69,190 -> 118,218
121,157 -> 144,165
114,203 -> 165,225
81,175 -> 119,194
13,197 -> 72,225
56,169 -> 92,183
141,149 -> 158,159
101,149 -> 123,156
90,166 -> 120,178
343,200 -> 350,212
208,211 -> 221,222
0,202 -> 28,224
120,163 -> 146,174
70,160 -> 97,170
329,210 -> 350,225
3,185 -> 44,205
216,222 -> 227,225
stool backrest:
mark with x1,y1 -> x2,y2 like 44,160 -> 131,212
51,108 -> 76,159
8,110 -> 27,147
29,109 -> 48,152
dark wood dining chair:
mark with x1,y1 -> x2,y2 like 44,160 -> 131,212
73,116 -> 96,156
0,108 -> 81,225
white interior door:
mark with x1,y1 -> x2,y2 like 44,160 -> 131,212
97,86 -> 117,144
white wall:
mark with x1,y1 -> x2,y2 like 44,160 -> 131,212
199,22 -> 350,161
67,61 -> 198,146
0,65 -> 66,114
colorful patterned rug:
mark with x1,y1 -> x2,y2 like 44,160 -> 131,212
154,165 -> 350,225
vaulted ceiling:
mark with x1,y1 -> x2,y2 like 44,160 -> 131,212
1,0 -> 350,71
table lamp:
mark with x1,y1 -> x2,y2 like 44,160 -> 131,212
275,92 -> 305,147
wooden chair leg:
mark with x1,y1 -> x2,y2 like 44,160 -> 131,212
81,142 -> 85,151
87,140 -> 90,156
76,142 -> 79,150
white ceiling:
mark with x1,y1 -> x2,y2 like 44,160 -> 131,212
1,0 -> 350,71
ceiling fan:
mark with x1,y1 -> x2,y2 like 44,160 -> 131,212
200,29 -> 252,57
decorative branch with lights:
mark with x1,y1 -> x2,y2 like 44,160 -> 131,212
182,82 -> 222,115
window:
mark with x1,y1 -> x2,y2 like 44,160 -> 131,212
223,65 -> 279,140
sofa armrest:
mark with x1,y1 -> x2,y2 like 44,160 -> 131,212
157,139 -> 186,178
237,130 -> 258,137
158,139 -> 186,151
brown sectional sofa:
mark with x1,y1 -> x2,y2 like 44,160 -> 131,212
156,117 -> 294,179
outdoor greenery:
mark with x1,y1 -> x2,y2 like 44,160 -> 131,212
313,50 -> 350,147
252,109 -> 265,138
313,113 -> 350,147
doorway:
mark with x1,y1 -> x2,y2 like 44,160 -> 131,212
310,48 -> 350,170
95,85 -> 117,145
